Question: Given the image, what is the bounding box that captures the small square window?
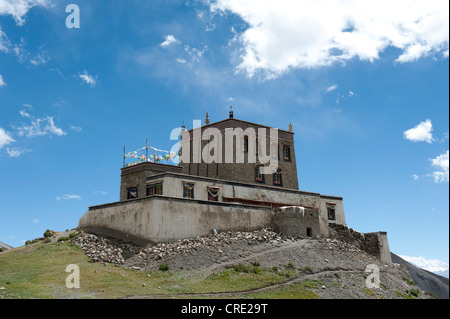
[127,187,138,200]
[147,183,163,196]
[183,183,195,199]
[208,187,219,201]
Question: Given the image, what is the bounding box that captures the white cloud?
[403,119,434,143]
[56,194,82,201]
[0,28,8,52]
[429,150,449,183]
[6,147,31,157]
[79,70,97,87]
[14,111,66,138]
[176,58,187,64]
[326,85,338,92]
[0,74,5,87]
[0,127,15,149]
[412,174,419,180]
[160,35,180,48]
[70,125,82,132]
[399,255,449,274]
[32,218,39,224]
[184,44,208,63]
[209,0,449,78]
[0,0,52,26]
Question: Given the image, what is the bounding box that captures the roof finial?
[205,112,210,125]
[289,123,293,132]
[229,106,234,119]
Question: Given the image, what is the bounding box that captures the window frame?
[327,205,336,221]
[183,182,195,199]
[127,187,138,200]
[146,182,163,196]
[273,169,283,186]
[255,165,265,183]
[283,145,291,162]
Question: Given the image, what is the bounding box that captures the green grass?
[0,242,299,299]
[243,284,319,299]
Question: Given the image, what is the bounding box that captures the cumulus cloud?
[403,119,434,143]
[0,74,5,87]
[430,150,449,183]
[0,0,52,26]
[0,127,15,149]
[160,35,180,48]
[79,70,97,87]
[399,255,449,274]
[209,0,449,78]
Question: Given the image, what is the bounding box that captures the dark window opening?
[127,187,138,200]
[147,183,163,196]
[273,170,282,186]
[327,206,336,221]
[307,228,312,237]
[283,145,291,161]
[243,136,249,153]
[255,165,265,183]
[208,187,219,201]
[183,183,195,199]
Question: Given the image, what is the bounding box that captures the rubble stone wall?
[271,206,320,238]
[328,223,391,264]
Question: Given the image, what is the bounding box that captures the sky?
[0,0,448,276]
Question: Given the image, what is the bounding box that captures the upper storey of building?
[178,109,299,190]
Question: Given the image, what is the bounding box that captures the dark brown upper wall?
[181,118,294,142]
[179,117,299,190]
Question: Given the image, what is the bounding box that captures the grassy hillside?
[0,241,316,299]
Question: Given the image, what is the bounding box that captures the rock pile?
[70,233,139,265]
[70,228,305,265]
[137,228,288,261]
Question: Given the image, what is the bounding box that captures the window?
[273,170,282,186]
[183,183,195,199]
[283,145,291,161]
[255,165,265,183]
[147,183,163,196]
[327,205,336,221]
[243,136,249,153]
[208,187,219,201]
[127,187,138,200]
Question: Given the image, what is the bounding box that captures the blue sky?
[0,0,448,275]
